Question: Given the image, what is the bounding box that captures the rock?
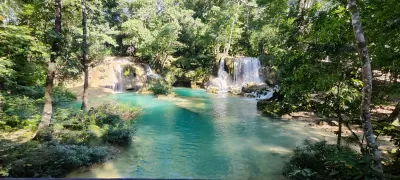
[256,99,270,110]
[241,82,268,93]
[228,87,241,95]
[281,114,292,120]
[330,120,339,126]
[245,93,256,98]
[190,81,200,89]
[206,86,219,94]
[318,121,328,126]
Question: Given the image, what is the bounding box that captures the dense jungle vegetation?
[1,0,400,178]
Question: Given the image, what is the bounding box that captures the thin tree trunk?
[224,0,240,55]
[297,0,305,18]
[337,82,342,146]
[34,0,62,139]
[81,0,88,111]
[344,122,365,153]
[348,0,383,173]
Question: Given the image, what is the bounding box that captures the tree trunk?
[337,82,343,146]
[224,0,240,55]
[34,0,62,139]
[81,0,88,111]
[348,0,383,173]
[385,102,400,123]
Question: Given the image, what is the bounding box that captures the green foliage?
[148,80,171,96]
[0,94,41,131]
[7,141,109,178]
[283,141,375,180]
[0,25,48,86]
[0,87,76,131]
[103,123,133,146]
[51,102,138,146]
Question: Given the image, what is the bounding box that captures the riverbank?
[0,87,140,178]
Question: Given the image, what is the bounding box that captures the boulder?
[191,81,201,89]
[241,82,269,93]
[330,120,339,126]
[256,99,270,110]
[228,87,241,95]
[206,86,219,94]
[281,114,292,120]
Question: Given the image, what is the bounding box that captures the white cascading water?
[217,58,229,91]
[144,64,153,75]
[208,57,263,91]
[114,65,124,92]
[144,64,161,79]
[232,57,262,87]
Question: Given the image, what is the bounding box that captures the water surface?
[68,88,335,179]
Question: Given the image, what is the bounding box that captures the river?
[67,88,335,179]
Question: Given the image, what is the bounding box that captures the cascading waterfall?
[114,65,124,92]
[207,57,263,92]
[144,64,161,79]
[232,57,262,87]
[144,64,153,75]
[217,58,229,91]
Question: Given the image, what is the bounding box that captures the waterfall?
[207,57,263,92]
[232,57,262,87]
[144,64,153,75]
[144,64,161,79]
[114,65,124,92]
[217,58,229,91]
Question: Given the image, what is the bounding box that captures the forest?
[1,0,400,179]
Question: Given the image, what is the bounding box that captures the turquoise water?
[68,88,335,179]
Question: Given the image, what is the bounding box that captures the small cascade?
[144,64,153,75]
[144,64,161,79]
[114,65,124,92]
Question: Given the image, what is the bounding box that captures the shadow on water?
[67,88,335,179]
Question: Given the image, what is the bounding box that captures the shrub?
[0,86,76,130]
[149,80,170,95]
[94,103,140,120]
[283,140,375,180]
[0,95,42,130]
[13,86,76,105]
[51,103,136,146]
[52,86,77,105]
[7,142,109,178]
[102,123,134,146]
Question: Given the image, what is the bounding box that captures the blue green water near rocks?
[68,88,334,179]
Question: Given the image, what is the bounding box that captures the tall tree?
[347,0,383,173]
[80,0,88,111]
[35,0,62,138]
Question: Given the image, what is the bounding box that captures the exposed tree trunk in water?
[81,0,88,111]
[348,0,383,173]
[34,0,62,139]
